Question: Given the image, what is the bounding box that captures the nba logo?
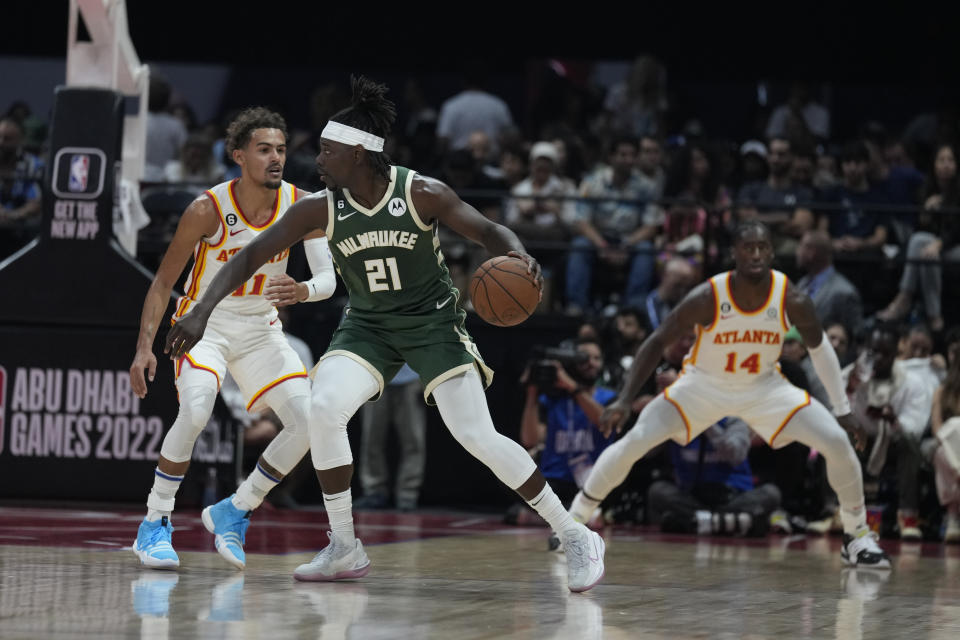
[0,365,6,455]
[69,154,89,192]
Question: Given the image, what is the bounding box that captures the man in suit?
[796,230,864,338]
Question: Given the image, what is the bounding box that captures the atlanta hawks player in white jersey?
[129,108,336,571]
[569,221,890,568]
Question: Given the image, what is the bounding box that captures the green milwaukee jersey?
[324,166,458,314]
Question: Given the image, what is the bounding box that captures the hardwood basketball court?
[1,506,958,638]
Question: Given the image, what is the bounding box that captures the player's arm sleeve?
[807,331,852,416]
[301,237,336,302]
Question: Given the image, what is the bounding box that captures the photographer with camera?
[513,338,617,549]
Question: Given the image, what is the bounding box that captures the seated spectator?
[647,416,780,537]
[738,140,769,186]
[897,325,947,394]
[795,230,864,338]
[566,136,662,313]
[790,143,818,193]
[493,144,528,189]
[505,141,574,242]
[664,142,732,216]
[817,141,890,258]
[736,137,815,256]
[826,321,854,367]
[636,136,666,225]
[600,306,652,391]
[878,144,960,332]
[4,100,46,150]
[861,125,923,241]
[436,62,514,157]
[662,143,731,266]
[515,338,617,546]
[930,327,960,542]
[505,142,574,307]
[163,132,226,185]
[437,149,502,221]
[600,55,668,139]
[765,82,831,142]
[144,75,188,182]
[643,257,696,330]
[814,149,840,192]
[0,116,42,226]
[658,196,708,273]
[844,324,933,539]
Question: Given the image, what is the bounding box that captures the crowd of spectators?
[3,56,960,541]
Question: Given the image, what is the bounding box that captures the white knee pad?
[433,369,536,489]
[260,379,312,476]
[310,356,379,470]
[160,385,218,463]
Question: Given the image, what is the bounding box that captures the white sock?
[146,468,183,521]
[234,463,280,511]
[323,489,356,546]
[528,485,578,537]
[840,503,868,536]
[569,491,601,524]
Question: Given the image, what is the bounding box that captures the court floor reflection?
[1,506,959,639]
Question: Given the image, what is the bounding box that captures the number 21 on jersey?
[724,352,760,374]
[365,257,402,292]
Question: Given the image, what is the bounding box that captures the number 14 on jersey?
[724,352,760,374]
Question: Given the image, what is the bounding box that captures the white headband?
[321,121,385,152]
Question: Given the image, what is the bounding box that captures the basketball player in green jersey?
[167,76,606,592]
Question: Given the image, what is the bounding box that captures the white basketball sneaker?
[293,531,371,582]
[841,529,891,569]
[563,524,605,592]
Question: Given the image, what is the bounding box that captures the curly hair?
[225,107,288,155]
[328,75,397,180]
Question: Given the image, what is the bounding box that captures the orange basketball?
[469,256,540,327]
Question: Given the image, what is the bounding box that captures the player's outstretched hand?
[837,413,867,451]
[165,308,210,361]
[264,273,305,307]
[129,349,156,399]
[507,250,543,299]
[598,397,632,438]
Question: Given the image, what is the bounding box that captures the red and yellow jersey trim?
[768,392,811,446]
[703,277,721,333]
[662,388,691,444]
[245,369,308,411]
[779,274,791,333]
[726,271,776,316]
[175,354,221,388]
[683,324,704,368]
[229,178,281,230]
[204,189,229,249]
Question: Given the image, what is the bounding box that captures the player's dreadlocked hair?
[225,107,287,155]
[329,75,396,181]
[732,219,771,245]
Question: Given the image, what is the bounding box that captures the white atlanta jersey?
[682,270,791,384]
[173,179,300,320]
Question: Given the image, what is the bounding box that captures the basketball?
[469,256,540,327]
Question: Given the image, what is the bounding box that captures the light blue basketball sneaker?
[202,495,251,569]
[132,516,180,569]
